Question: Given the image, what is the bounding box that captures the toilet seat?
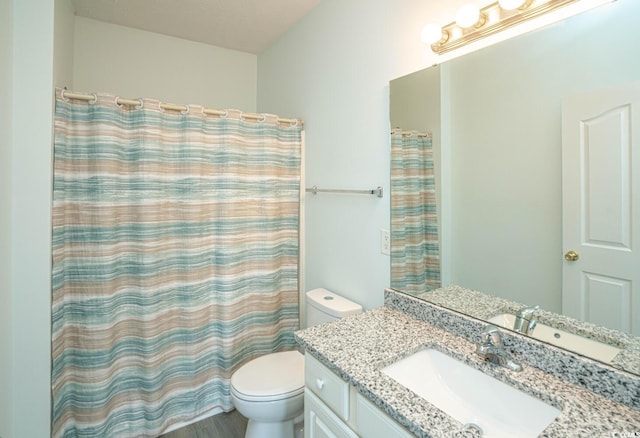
[231,350,304,402]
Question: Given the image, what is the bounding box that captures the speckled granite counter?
[295,306,640,437]
[416,285,640,375]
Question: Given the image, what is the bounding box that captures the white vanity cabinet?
[304,353,413,438]
[305,389,358,438]
[304,351,356,438]
[353,393,414,438]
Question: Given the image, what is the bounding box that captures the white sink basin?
[488,313,621,364]
[381,348,560,438]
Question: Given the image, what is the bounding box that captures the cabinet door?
[305,389,358,438]
[355,392,413,438]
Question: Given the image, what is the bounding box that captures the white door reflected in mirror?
[562,82,640,335]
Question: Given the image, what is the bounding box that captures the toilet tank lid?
[306,288,363,317]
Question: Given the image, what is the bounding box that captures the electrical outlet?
[380,229,390,256]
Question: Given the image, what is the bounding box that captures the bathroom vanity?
[295,289,640,437]
[304,353,412,438]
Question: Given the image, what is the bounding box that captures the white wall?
[54,0,75,87]
[3,2,71,437]
[3,0,623,434]
[448,0,640,311]
[11,0,55,435]
[73,17,258,111]
[257,0,468,310]
[390,67,441,135]
[0,0,13,435]
[2,11,263,437]
[257,0,630,311]
[258,0,394,310]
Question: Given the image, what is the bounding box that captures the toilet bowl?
[230,288,362,438]
[231,350,304,438]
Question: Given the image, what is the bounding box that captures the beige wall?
[73,17,258,111]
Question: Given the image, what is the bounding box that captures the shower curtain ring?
[60,90,98,104]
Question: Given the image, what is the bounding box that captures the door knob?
[564,250,579,261]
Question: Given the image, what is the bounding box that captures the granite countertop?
[417,285,640,374]
[295,306,640,438]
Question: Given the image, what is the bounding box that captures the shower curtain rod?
[60,90,304,126]
[391,129,431,138]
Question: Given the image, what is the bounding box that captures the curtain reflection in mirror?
[390,130,440,293]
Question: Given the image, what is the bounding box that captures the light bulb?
[421,23,444,45]
[498,0,527,10]
[456,3,481,28]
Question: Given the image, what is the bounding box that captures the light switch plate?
[380,229,390,256]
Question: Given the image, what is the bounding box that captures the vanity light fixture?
[421,23,449,45]
[498,0,534,10]
[425,0,611,55]
[455,3,486,28]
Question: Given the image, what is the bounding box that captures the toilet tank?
[305,288,363,328]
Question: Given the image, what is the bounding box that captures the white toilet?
[230,288,362,438]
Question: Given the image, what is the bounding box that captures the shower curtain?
[390,130,440,293]
[51,89,302,437]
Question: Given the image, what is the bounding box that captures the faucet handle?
[518,305,539,319]
[517,305,539,333]
[477,325,524,372]
[480,324,503,347]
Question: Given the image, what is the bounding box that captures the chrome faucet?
[476,325,523,372]
[513,305,539,335]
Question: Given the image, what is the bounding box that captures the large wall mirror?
[390,0,640,374]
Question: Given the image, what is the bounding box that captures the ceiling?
[71,0,321,54]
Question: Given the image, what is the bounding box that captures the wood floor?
[160,410,248,438]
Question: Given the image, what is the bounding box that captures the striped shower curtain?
[390,131,440,293]
[51,89,302,437]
